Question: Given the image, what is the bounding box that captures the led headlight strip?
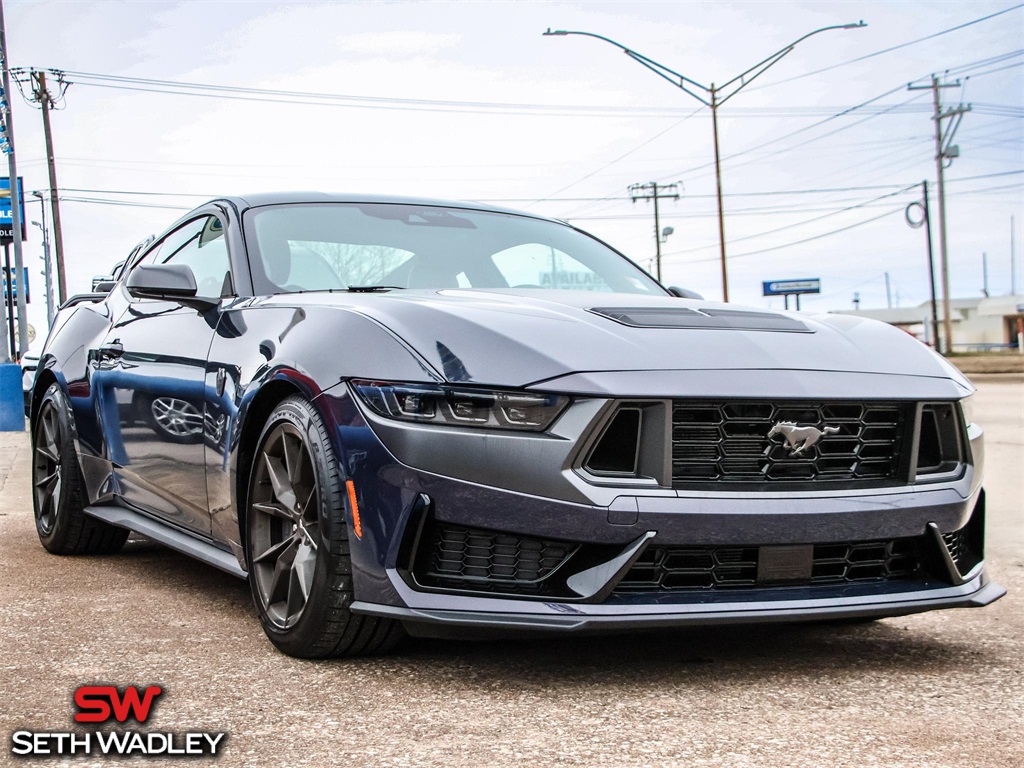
[351,380,570,432]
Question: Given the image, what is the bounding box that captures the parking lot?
[1,375,1021,768]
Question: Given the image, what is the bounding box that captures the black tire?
[32,384,129,555]
[244,395,404,658]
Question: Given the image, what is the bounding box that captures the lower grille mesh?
[616,539,920,592]
[416,522,577,594]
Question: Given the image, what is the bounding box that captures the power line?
[748,4,1024,92]
[530,107,703,204]
[38,68,937,119]
[661,185,919,257]
[668,206,908,264]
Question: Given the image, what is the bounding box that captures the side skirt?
[84,505,247,580]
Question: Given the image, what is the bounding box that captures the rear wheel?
[245,395,403,657]
[33,384,129,555]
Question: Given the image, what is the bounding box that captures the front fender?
[204,302,441,566]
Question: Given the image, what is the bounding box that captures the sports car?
[29,193,1004,657]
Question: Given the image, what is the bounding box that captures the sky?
[3,0,1023,348]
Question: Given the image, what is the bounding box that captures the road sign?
[762,278,821,297]
[2,266,29,303]
[0,177,26,243]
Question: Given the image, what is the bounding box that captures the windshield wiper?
[346,285,406,293]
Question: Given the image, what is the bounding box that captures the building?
[831,295,1024,351]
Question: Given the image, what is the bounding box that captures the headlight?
[351,380,570,431]
[959,393,975,428]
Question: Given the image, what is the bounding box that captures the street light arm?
[716,21,866,104]
[544,28,712,103]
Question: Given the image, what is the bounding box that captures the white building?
[830,295,1024,351]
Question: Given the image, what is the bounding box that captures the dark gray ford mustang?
[30,193,1004,657]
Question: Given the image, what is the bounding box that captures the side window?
[141,216,231,298]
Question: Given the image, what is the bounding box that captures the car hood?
[268,289,968,390]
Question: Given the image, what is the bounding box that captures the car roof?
[207,192,565,225]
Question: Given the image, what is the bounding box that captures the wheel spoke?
[298,482,318,523]
[285,565,305,620]
[42,410,57,452]
[302,519,320,552]
[262,453,297,512]
[267,537,299,604]
[36,443,59,463]
[252,534,295,566]
[252,500,294,522]
[283,433,302,486]
[35,469,58,491]
[293,543,316,597]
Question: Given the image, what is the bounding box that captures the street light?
[29,190,54,324]
[544,21,867,302]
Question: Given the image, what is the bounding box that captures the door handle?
[99,341,124,359]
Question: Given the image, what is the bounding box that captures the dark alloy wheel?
[249,420,320,629]
[244,395,403,658]
[34,401,64,536]
[32,384,129,555]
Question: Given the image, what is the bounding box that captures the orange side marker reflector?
[345,480,363,539]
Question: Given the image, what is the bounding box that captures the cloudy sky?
[4,0,1022,342]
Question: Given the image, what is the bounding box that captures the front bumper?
[339,461,1004,636]
[318,383,1004,637]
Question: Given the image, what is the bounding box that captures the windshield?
[243,203,665,295]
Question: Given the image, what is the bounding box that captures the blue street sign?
[762,278,821,297]
[2,266,30,303]
[0,177,26,243]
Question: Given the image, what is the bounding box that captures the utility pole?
[884,272,892,309]
[905,180,941,351]
[909,75,970,355]
[629,181,679,282]
[0,0,27,360]
[982,252,989,298]
[26,69,68,303]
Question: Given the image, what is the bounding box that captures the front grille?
[415,522,578,594]
[616,539,920,592]
[672,401,908,485]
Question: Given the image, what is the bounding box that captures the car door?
[93,214,233,535]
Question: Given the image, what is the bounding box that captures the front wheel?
[244,395,403,658]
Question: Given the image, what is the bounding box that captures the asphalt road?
[1,376,1021,768]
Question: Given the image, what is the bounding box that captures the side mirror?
[91,275,114,291]
[126,264,217,311]
[667,285,704,300]
[126,264,198,299]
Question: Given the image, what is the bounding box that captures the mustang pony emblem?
[767,422,839,456]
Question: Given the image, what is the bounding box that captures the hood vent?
[588,306,811,333]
